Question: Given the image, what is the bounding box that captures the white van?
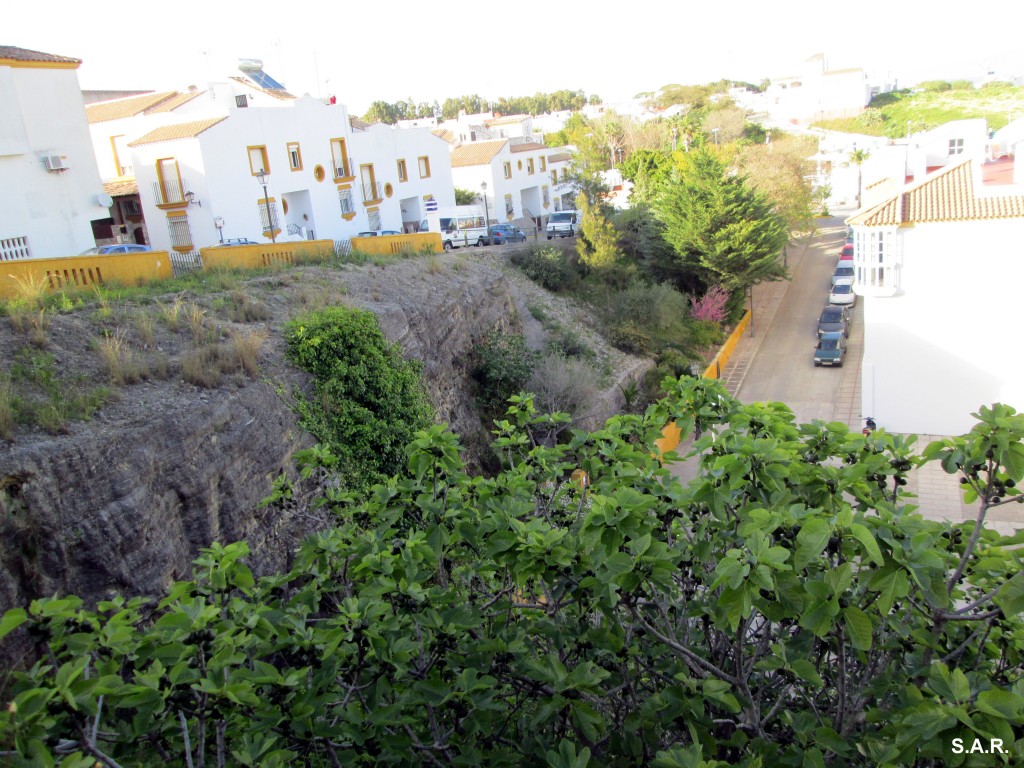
[546,210,580,239]
[420,206,490,250]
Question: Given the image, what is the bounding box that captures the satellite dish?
[96,193,114,208]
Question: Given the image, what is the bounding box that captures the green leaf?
[974,689,1024,720]
[849,523,884,566]
[843,606,873,651]
[993,572,1024,616]
[791,659,824,688]
[794,518,831,570]
[0,607,27,641]
[802,746,826,768]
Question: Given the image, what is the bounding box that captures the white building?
[0,46,109,260]
[848,158,1024,434]
[766,54,871,125]
[126,95,455,252]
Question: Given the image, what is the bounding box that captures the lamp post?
[711,127,720,147]
[480,181,490,245]
[255,169,275,243]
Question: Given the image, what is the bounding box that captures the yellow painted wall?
[704,310,751,380]
[199,240,335,271]
[0,251,175,299]
[350,232,441,255]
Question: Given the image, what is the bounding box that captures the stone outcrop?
[0,251,649,635]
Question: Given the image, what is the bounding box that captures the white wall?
[907,119,987,181]
[0,64,108,258]
[860,218,1024,434]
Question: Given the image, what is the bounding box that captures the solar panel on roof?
[241,67,286,91]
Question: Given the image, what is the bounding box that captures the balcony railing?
[362,180,383,203]
[152,178,188,206]
[333,157,353,179]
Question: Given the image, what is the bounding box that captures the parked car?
[79,244,152,255]
[355,230,402,237]
[209,238,259,247]
[829,283,856,306]
[817,305,850,337]
[839,243,853,260]
[814,332,846,367]
[487,224,527,245]
[546,210,580,239]
[831,264,855,285]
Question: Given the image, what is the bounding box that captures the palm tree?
[849,148,870,207]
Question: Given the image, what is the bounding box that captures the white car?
[829,283,856,306]
[831,264,855,286]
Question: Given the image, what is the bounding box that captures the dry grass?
[181,345,225,388]
[9,273,51,309]
[229,290,270,322]
[185,302,208,343]
[425,256,442,274]
[0,378,14,439]
[228,327,268,376]
[9,309,49,348]
[134,311,155,348]
[97,329,146,385]
[159,297,184,329]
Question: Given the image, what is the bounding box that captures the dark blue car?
[488,224,527,245]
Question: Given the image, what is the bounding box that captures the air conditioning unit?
[43,155,69,172]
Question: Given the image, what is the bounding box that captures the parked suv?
[546,211,580,239]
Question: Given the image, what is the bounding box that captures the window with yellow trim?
[540,157,547,172]
[542,186,550,207]
[527,158,535,174]
[338,188,354,215]
[397,159,408,182]
[248,146,269,175]
[156,158,184,204]
[166,212,193,250]
[503,161,512,179]
[418,156,431,179]
[367,209,382,231]
[287,142,303,171]
[331,138,350,179]
[360,164,381,202]
[551,169,558,183]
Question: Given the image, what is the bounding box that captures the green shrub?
[548,325,593,359]
[608,320,651,354]
[284,306,434,490]
[471,331,538,413]
[509,245,576,291]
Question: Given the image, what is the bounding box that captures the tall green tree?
[849,148,871,206]
[575,193,623,272]
[652,148,788,301]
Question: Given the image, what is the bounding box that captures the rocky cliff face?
[0,250,648,629]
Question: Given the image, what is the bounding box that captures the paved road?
[736,219,863,425]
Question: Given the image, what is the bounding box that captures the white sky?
[7,1,1023,114]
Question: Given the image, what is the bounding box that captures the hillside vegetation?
[813,82,1024,137]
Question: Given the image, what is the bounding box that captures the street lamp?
[480,181,490,245]
[711,127,720,147]
[255,169,276,243]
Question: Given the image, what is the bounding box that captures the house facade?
[766,54,871,125]
[127,96,454,252]
[0,46,109,260]
[848,159,1024,434]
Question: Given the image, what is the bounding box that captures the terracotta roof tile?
[228,76,296,101]
[350,117,370,130]
[849,160,1024,226]
[127,117,228,147]
[509,142,546,153]
[145,91,205,113]
[450,139,508,167]
[86,91,178,123]
[0,46,80,66]
[547,152,571,163]
[432,128,455,144]
[103,178,138,197]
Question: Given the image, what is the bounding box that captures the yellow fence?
[200,240,335,271]
[703,310,751,379]
[350,232,441,255]
[0,251,175,299]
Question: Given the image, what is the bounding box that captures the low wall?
[0,251,175,299]
[200,240,335,271]
[350,232,441,255]
[703,310,751,379]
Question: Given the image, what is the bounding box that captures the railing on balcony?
[362,180,383,203]
[509,134,546,146]
[333,157,353,179]
[152,178,187,206]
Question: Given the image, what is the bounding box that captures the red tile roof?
[450,140,507,167]
[127,117,228,146]
[0,46,80,66]
[103,178,139,197]
[509,142,546,153]
[848,160,1024,226]
[86,91,178,123]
